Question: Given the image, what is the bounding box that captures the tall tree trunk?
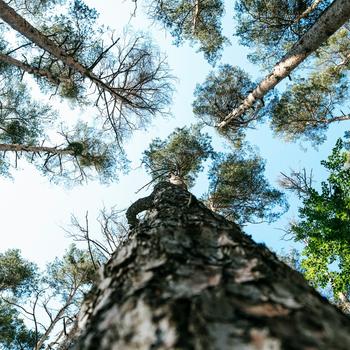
[0,53,61,85]
[0,143,74,155]
[67,182,350,349]
[192,0,200,33]
[218,0,350,129]
[0,0,132,105]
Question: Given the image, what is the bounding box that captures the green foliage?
[143,126,287,225]
[45,244,97,302]
[0,250,38,350]
[0,301,37,350]
[234,0,332,65]
[143,125,213,187]
[1,0,174,154]
[0,249,36,296]
[0,80,129,182]
[270,28,350,145]
[147,0,227,63]
[208,150,288,224]
[59,122,130,184]
[290,138,350,297]
[0,245,97,349]
[0,83,54,146]
[193,65,258,143]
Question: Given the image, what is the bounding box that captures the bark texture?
[69,182,350,349]
[218,0,350,129]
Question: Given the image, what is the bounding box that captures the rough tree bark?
[64,182,350,349]
[218,0,350,129]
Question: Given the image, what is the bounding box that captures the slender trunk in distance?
[218,0,350,129]
[0,0,132,105]
[0,143,75,155]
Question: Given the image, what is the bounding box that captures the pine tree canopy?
[234,0,332,66]
[193,64,259,143]
[143,126,287,224]
[206,0,350,145]
[269,28,350,145]
[145,0,227,64]
[0,0,173,182]
[208,151,288,224]
[142,126,213,187]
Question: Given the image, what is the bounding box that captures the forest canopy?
[1,0,350,347]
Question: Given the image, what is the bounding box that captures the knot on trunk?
[126,181,193,227]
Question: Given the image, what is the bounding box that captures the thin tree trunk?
[218,0,350,129]
[338,292,350,313]
[0,0,132,105]
[66,182,350,349]
[192,0,200,33]
[0,143,74,155]
[293,0,324,24]
[36,293,75,350]
[0,53,61,85]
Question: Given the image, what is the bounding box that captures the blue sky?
[1,0,348,266]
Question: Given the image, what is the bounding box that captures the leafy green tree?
[145,0,227,63]
[281,138,350,304]
[207,151,288,224]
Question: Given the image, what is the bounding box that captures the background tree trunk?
[68,182,350,349]
[218,0,350,129]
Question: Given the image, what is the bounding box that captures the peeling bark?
[66,182,350,349]
[218,0,350,129]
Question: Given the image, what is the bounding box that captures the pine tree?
[145,0,227,63]
[66,182,350,349]
[207,151,288,224]
[0,0,173,136]
[0,246,97,350]
[234,0,332,66]
[269,28,350,145]
[216,0,350,132]
[141,126,286,225]
[0,0,173,182]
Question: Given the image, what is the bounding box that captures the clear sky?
[1,0,348,267]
